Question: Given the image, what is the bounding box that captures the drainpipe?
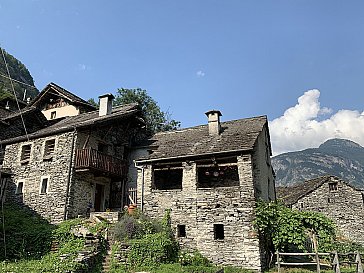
[64,128,77,220]
[133,160,145,212]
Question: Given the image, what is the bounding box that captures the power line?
[0,72,38,90]
[1,46,30,141]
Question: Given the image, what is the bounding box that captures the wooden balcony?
[74,148,127,177]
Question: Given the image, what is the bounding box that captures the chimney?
[98,93,115,116]
[205,110,222,136]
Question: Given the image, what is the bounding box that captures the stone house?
[130,111,276,270]
[277,175,364,245]
[1,86,143,223]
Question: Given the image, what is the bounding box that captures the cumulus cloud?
[196,70,205,77]
[270,89,364,155]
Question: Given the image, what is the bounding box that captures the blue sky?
[2,1,364,154]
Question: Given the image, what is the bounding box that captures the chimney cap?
[98,93,115,99]
[205,110,222,117]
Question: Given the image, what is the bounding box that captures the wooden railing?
[74,148,126,177]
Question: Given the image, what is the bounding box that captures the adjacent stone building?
[131,111,276,270]
[1,84,143,223]
[277,175,364,245]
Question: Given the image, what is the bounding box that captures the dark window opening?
[153,166,183,190]
[44,139,56,158]
[214,224,224,240]
[40,178,48,194]
[328,198,331,203]
[98,143,109,154]
[329,182,338,192]
[198,165,239,188]
[177,225,186,237]
[20,144,31,162]
[50,111,56,119]
[300,203,304,209]
[16,182,23,194]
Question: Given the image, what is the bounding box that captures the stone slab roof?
[0,103,140,144]
[29,82,96,110]
[276,175,361,205]
[0,106,48,141]
[135,115,268,162]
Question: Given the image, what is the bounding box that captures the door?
[94,183,104,211]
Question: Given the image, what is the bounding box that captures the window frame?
[328,182,338,192]
[15,180,25,195]
[39,176,50,194]
[43,138,56,160]
[20,143,32,163]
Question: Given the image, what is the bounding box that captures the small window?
[328,198,331,203]
[44,139,56,158]
[214,224,224,240]
[16,182,24,194]
[20,144,31,162]
[300,203,304,209]
[50,111,56,119]
[40,177,49,194]
[177,225,186,237]
[329,182,338,192]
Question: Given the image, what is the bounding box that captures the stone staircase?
[101,241,112,273]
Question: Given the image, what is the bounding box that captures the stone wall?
[292,177,364,244]
[135,154,265,270]
[3,131,75,223]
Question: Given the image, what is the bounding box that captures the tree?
[114,88,180,135]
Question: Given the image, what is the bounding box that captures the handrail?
[74,148,126,177]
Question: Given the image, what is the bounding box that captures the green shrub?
[0,204,54,260]
[178,250,211,267]
[129,232,179,267]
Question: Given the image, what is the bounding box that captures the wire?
[0,72,38,90]
[1,46,29,141]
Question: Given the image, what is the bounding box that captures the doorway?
[94,183,104,211]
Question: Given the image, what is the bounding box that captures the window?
[197,165,239,188]
[16,181,24,194]
[20,144,31,162]
[329,182,338,192]
[44,139,56,158]
[50,111,56,119]
[214,224,224,240]
[40,177,49,194]
[177,225,186,237]
[153,164,183,190]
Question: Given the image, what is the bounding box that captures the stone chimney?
[98,93,115,116]
[205,110,222,136]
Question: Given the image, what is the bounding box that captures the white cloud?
[196,70,205,77]
[270,89,364,155]
[77,64,90,71]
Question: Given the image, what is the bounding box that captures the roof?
[276,175,361,205]
[29,82,96,110]
[0,106,48,141]
[135,115,268,162]
[0,103,140,144]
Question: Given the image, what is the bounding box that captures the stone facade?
[3,106,140,223]
[288,176,364,245]
[3,131,74,223]
[131,116,275,271]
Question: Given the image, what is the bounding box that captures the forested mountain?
[0,48,39,103]
[272,138,364,189]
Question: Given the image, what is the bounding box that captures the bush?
[0,204,54,260]
[178,251,211,267]
[129,232,179,267]
[112,212,163,241]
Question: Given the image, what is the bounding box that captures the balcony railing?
[74,148,127,177]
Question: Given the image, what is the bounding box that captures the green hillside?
[0,48,39,103]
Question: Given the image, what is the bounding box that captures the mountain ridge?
[272,138,364,189]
